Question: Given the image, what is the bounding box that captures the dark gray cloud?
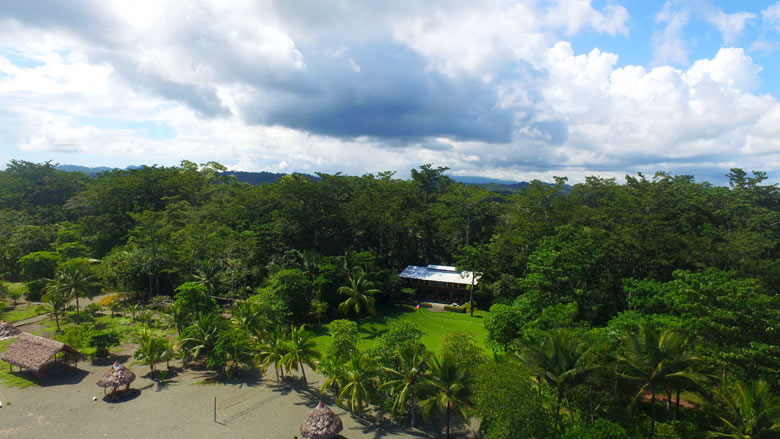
[248,44,515,142]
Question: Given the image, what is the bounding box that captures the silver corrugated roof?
[399,265,479,285]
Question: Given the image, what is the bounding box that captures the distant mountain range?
[55,164,546,194]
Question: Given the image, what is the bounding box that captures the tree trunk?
[554,391,562,431]
[410,394,416,428]
[75,295,80,325]
[300,360,307,385]
[651,383,656,439]
[675,385,681,419]
[54,313,61,333]
[446,403,451,439]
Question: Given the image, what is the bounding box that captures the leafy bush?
[88,330,121,357]
[57,326,90,349]
[85,303,101,317]
[563,420,630,439]
[326,319,358,361]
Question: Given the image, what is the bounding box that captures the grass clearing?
[1,303,46,323]
[312,303,488,354]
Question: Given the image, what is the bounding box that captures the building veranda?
[398,264,479,304]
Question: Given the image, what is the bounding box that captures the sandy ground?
[0,351,450,439]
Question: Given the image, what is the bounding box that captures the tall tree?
[617,325,701,439]
[282,324,321,386]
[517,329,595,431]
[337,352,378,414]
[421,354,473,439]
[380,342,431,428]
[337,267,379,322]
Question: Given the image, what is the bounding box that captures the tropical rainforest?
[1,159,779,439]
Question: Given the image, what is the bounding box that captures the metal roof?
[399,265,479,285]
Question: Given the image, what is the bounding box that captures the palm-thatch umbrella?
[96,362,136,395]
[0,320,20,340]
[300,401,343,439]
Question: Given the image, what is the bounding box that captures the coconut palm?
[318,355,347,397]
[133,332,171,380]
[231,301,269,339]
[193,259,221,295]
[180,312,225,360]
[421,354,473,439]
[380,342,431,428]
[42,287,69,333]
[710,380,780,439]
[48,265,96,325]
[517,329,595,431]
[259,327,289,382]
[337,352,379,414]
[282,324,321,386]
[337,267,379,321]
[617,324,701,439]
[163,301,191,336]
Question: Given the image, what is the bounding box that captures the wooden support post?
[214,397,217,423]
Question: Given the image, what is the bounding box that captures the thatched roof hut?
[97,362,136,389]
[300,401,343,439]
[0,320,20,340]
[0,332,85,377]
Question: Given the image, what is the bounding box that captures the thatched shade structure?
[300,401,343,439]
[0,320,20,340]
[97,362,136,393]
[0,332,85,378]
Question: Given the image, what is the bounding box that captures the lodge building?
[398,264,479,303]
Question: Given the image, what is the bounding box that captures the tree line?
[1,160,779,438]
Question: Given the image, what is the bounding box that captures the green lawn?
[0,304,46,323]
[311,304,488,354]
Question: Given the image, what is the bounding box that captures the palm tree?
[617,325,701,439]
[193,259,221,295]
[41,288,69,333]
[710,380,780,439]
[163,301,191,336]
[133,332,170,380]
[231,301,269,339]
[337,267,379,322]
[48,265,96,325]
[380,342,431,428]
[421,354,473,439]
[337,352,378,414]
[180,312,224,360]
[517,329,595,431]
[282,324,321,386]
[259,328,289,382]
[318,355,347,396]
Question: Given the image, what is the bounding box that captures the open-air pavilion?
[0,332,86,378]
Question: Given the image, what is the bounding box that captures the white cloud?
[706,10,755,44]
[652,2,690,66]
[763,2,780,30]
[1,1,779,184]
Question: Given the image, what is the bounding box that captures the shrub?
[88,330,121,357]
[326,319,359,361]
[443,305,466,313]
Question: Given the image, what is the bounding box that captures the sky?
[2,1,780,184]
